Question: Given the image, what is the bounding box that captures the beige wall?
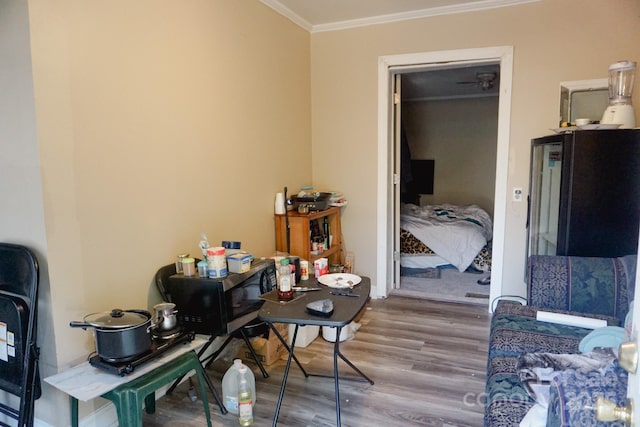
[403,97,498,216]
[4,0,640,423]
[0,0,61,420]
[9,0,311,424]
[310,0,640,296]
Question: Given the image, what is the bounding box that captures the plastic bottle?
[277,258,294,301]
[300,260,309,280]
[222,359,256,415]
[238,364,254,426]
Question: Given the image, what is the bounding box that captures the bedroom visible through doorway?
[395,64,498,305]
[376,46,514,308]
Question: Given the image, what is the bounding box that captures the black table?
[258,277,374,427]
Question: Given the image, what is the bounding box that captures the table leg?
[166,336,227,414]
[199,361,228,415]
[70,397,78,427]
[271,325,299,427]
[334,326,342,427]
[268,323,307,377]
[239,328,269,378]
[304,326,374,427]
[336,349,375,385]
[167,335,216,395]
[271,323,374,427]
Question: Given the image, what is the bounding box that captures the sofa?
[485,255,637,426]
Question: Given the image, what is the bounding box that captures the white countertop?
[44,337,206,402]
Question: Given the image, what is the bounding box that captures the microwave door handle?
[259,270,269,294]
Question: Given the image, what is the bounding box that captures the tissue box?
[227,253,252,274]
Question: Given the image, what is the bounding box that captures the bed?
[400,203,493,273]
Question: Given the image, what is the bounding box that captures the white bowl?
[575,118,591,126]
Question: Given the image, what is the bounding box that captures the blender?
[601,60,636,128]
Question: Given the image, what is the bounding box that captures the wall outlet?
[512,187,523,202]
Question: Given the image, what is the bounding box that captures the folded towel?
[536,311,607,329]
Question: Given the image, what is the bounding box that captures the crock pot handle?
[69,321,92,329]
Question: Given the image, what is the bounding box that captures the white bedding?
[400,253,450,269]
[400,203,493,272]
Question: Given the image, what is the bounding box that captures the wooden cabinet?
[275,207,342,265]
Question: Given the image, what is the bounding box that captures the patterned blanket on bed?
[400,229,492,271]
[400,203,493,272]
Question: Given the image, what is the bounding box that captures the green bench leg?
[101,350,212,427]
[144,392,156,414]
[70,397,78,427]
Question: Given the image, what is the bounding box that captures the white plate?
[318,273,362,288]
[577,123,622,130]
[550,127,576,134]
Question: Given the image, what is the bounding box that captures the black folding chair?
[0,243,41,427]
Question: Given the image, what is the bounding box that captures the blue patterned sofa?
[485,255,636,426]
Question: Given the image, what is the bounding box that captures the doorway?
[395,63,499,304]
[375,46,514,310]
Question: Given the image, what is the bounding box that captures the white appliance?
[601,60,636,128]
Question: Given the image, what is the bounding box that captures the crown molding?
[262,0,540,33]
[260,0,313,31]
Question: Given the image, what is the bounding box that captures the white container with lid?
[322,323,352,342]
[288,324,319,348]
[207,247,227,278]
[181,257,195,276]
[227,252,253,274]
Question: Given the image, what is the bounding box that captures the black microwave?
[165,258,276,336]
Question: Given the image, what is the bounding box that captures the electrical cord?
[490,295,527,312]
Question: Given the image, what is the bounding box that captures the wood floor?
[143,295,491,427]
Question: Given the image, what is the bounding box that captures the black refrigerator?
[527,129,640,258]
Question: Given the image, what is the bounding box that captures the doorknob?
[595,397,634,425]
[619,340,638,374]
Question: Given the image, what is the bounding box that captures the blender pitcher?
[601,60,636,128]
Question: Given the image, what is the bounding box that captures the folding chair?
[0,243,41,427]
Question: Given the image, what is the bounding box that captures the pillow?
[579,326,627,354]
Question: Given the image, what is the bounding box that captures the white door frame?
[376,46,514,310]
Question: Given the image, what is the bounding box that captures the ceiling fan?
[456,71,498,91]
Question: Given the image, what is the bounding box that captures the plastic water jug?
[222,359,256,414]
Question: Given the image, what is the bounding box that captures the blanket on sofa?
[518,348,616,407]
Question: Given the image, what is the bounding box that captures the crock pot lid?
[84,309,148,328]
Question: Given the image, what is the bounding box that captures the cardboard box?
[237,322,288,365]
